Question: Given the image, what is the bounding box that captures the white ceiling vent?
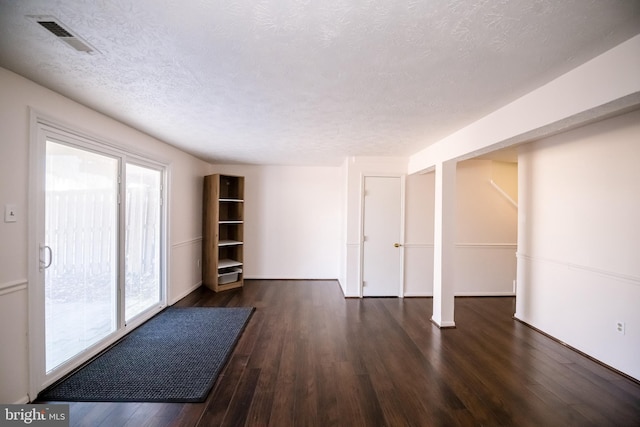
[27,15,99,54]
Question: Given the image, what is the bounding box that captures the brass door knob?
[394,243,402,248]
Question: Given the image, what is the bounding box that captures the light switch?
[5,204,17,223]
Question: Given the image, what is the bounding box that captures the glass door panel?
[125,163,162,321]
[45,140,118,372]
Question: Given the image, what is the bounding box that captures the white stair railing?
[489,179,518,208]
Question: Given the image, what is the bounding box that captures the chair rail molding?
[171,236,203,249]
[517,253,640,286]
[0,279,28,296]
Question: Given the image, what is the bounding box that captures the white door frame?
[358,173,406,298]
[27,110,169,400]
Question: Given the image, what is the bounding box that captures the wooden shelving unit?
[203,174,244,292]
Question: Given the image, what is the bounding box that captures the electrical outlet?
[616,321,625,335]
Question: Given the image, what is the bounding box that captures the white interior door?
[362,175,403,296]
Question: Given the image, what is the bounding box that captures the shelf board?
[219,240,243,247]
[219,198,244,203]
[218,259,243,269]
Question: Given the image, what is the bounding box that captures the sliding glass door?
[45,140,119,372]
[32,118,166,394]
[125,163,162,321]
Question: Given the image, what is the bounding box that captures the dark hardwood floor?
[43,280,640,426]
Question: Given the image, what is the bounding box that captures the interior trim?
[0,279,28,296]
[514,316,640,386]
[517,253,640,286]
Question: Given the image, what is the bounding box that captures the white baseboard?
[455,291,515,297]
[403,292,515,297]
[169,281,202,305]
[432,318,456,328]
[14,395,30,404]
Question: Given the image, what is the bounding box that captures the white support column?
[432,159,456,328]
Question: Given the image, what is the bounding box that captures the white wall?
[211,164,344,280]
[455,160,517,296]
[516,109,640,380]
[404,160,518,296]
[404,172,435,296]
[167,151,212,304]
[0,67,211,403]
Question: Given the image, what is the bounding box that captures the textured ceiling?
[0,1,639,166]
